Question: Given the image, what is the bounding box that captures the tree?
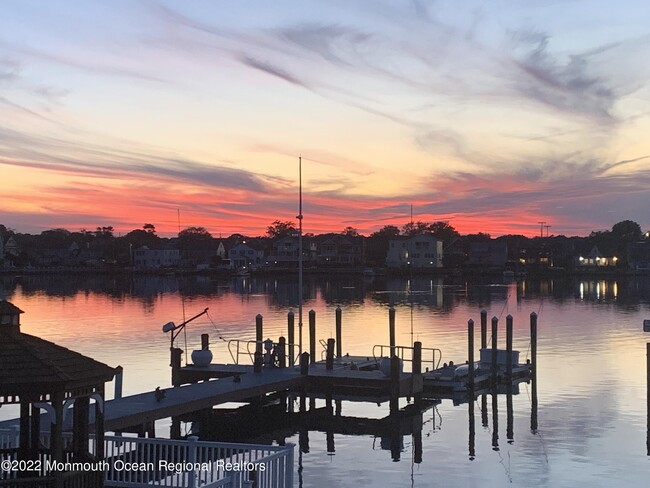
[370,225,400,239]
[95,226,114,238]
[611,220,641,241]
[342,226,359,237]
[143,223,156,234]
[426,221,460,242]
[179,227,212,240]
[266,220,296,239]
[401,221,430,236]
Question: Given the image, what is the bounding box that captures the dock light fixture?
[162,307,209,349]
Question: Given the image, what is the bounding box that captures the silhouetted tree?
[266,220,296,238]
[342,226,359,237]
[143,223,156,234]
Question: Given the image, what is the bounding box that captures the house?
[228,241,265,269]
[4,236,20,257]
[575,246,618,267]
[268,236,300,266]
[133,246,180,269]
[316,234,364,266]
[467,240,508,267]
[627,241,650,271]
[386,234,443,269]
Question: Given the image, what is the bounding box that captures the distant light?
[613,256,618,261]
[579,256,584,261]
[596,257,601,261]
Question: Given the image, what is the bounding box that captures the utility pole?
[544,225,551,237]
[537,221,546,238]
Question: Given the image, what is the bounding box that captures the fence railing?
[227,339,301,367]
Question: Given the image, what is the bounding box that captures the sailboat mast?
[298,156,304,355]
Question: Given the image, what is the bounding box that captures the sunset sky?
[1,1,649,237]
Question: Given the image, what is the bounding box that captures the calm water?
[1,273,649,487]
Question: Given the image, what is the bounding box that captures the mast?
[297,156,304,355]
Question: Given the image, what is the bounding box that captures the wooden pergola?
[0,300,115,487]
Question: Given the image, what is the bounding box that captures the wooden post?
[278,336,287,368]
[309,309,316,364]
[288,311,295,366]
[530,312,538,433]
[468,319,475,389]
[171,348,183,386]
[254,314,263,373]
[19,400,29,462]
[114,365,123,399]
[647,342,649,456]
[326,338,335,370]
[201,333,209,350]
[390,355,400,415]
[413,341,422,405]
[30,403,40,460]
[96,386,105,460]
[480,309,487,350]
[335,307,342,358]
[491,316,498,384]
[300,352,310,375]
[389,306,396,358]
[506,315,513,380]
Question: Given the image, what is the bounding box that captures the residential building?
[386,234,443,269]
[627,241,650,271]
[229,241,265,269]
[575,246,618,267]
[316,234,364,266]
[467,240,508,267]
[133,246,180,269]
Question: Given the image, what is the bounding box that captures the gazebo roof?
[0,331,115,403]
[0,300,24,315]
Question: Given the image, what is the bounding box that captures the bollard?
[326,338,335,370]
[300,352,310,375]
[201,334,209,351]
[171,348,183,386]
[336,307,342,358]
[309,310,316,364]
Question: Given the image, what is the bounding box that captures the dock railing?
[372,344,442,372]
[227,339,300,367]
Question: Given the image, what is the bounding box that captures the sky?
[1,0,649,238]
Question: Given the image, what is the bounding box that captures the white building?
[133,246,180,269]
[386,234,443,269]
[229,242,265,269]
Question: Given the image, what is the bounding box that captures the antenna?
[537,221,546,238]
[177,208,181,235]
[297,156,304,355]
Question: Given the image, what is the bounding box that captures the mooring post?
[468,319,475,389]
[288,311,295,366]
[480,309,488,350]
[300,352,310,376]
[646,342,649,456]
[530,311,538,433]
[278,336,287,368]
[171,348,183,386]
[254,314,263,373]
[389,306,396,358]
[309,309,316,364]
[491,316,498,384]
[201,333,209,351]
[326,338,335,370]
[114,365,123,399]
[506,315,513,380]
[413,341,422,405]
[335,307,342,358]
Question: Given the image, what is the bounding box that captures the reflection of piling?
[254,314,263,373]
[491,392,499,451]
[507,388,514,444]
[506,315,513,380]
[390,355,400,415]
[530,312,538,433]
[481,394,488,427]
[480,309,488,350]
[326,338,335,370]
[468,319,475,388]
[491,316,498,384]
[647,343,649,456]
[468,395,475,460]
[389,307,396,358]
[309,310,316,364]
[336,307,342,358]
[288,311,295,366]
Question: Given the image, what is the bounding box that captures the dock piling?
[335,307,342,358]
[413,341,422,405]
[114,365,123,400]
[254,314,263,373]
[491,316,498,384]
[647,342,649,456]
[300,352,310,376]
[530,312,538,433]
[326,338,335,370]
[288,311,295,366]
[278,336,286,368]
[468,319,475,388]
[506,315,513,380]
[309,310,316,364]
[201,334,209,351]
[389,307,396,358]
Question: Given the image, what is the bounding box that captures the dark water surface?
[1,274,649,487]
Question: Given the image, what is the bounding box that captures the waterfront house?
[133,245,180,269]
[575,245,619,267]
[229,241,265,269]
[316,234,364,266]
[627,241,650,271]
[386,234,443,269]
[467,240,508,267]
